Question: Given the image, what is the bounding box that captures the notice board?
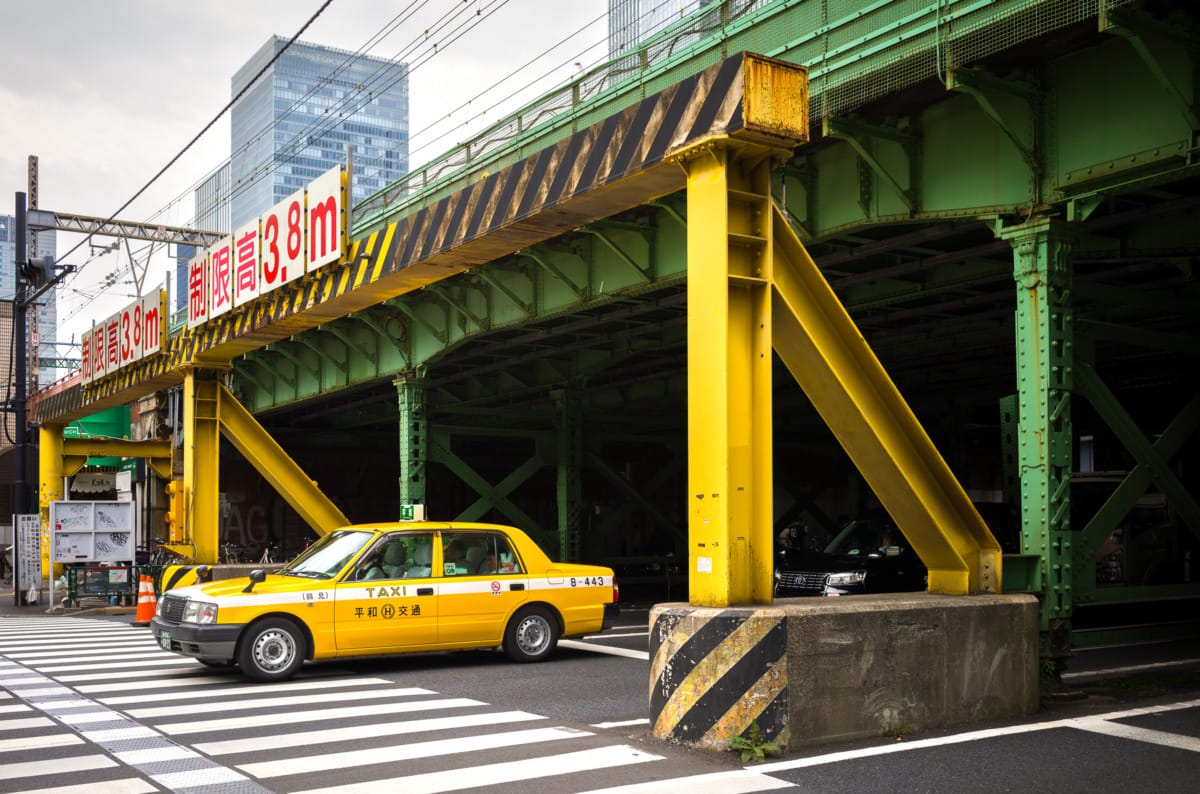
[50,501,135,563]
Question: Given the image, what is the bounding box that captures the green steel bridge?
[34,0,1200,656]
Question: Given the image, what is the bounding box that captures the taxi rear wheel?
[238,617,306,682]
[503,606,559,662]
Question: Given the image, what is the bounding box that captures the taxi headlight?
[826,570,866,587]
[182,601,218,624]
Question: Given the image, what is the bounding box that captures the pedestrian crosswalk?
[0,615,714,794]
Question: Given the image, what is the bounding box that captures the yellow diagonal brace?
[770,204,1001,594]
[216,383,350,536]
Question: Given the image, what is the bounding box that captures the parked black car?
[774,503,1019,597]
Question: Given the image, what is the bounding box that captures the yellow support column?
[38,423,65,583]
[181,369,222,563]
[683,142,776,607]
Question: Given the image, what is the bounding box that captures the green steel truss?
[230,2,1200,648]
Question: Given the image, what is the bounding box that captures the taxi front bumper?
[150,616,243,663]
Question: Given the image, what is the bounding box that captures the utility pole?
[14,192,30,518]
[12,191,73,517]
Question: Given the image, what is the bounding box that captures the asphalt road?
[1,604,1199,792]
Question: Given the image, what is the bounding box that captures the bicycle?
[259,542,283,564]
[220,543,247,564]
[148,537,186,567]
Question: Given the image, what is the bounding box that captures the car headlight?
[182,600,218,624]
[826,570,866,587]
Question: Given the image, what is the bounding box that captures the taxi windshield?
[279,529,374,579]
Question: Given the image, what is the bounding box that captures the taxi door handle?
[509,584,525,591]
[416,587,434,596]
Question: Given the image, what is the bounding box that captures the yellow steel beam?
[769,203,1002,594]
[59,438,172,479]
[683,141,777,607]
[215,382,350,536]
[183,370,221,563]
[38,423,65,579]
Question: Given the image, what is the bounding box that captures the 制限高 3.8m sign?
[79,165,347,387]
[186,165,347,328]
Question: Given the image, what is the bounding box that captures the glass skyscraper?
[608,0,720,78]
[229,36,409,229]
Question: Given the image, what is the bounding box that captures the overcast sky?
[0,0,608,347]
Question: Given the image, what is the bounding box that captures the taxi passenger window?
[440,533,523,576]
[486,535,522,575]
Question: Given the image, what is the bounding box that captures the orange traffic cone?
[133,575,157,626]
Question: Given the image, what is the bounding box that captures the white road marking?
[581,769,796,793]
[585,631,648,639]
[97,676,396,704]
[156,696,485,735]
[124,685,435,718]
[239,725,592,778]
[1062,658,1200,681]
[1069,715,1200,752]
[5,781,158,794]
[0,733,83,753]
[0,755,118,781]
[293,744,664,794]
[561,639,649,660]
[195,709,545,755]
[592,718,650,729]
[749,698,1200,774]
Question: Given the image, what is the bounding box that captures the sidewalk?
[1,588,137,621]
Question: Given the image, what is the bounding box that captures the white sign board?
[262,186,308,292]
[15,514,41,595]
[50,501,135,563]
[307,165,345,271]
[85,165,346,385]
[81,290,167,385]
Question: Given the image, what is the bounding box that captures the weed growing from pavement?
[730,721,781,763]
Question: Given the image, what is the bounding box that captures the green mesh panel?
[353,0,1135,233]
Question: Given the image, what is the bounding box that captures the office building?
[608,0,719,78]
[229,36,409,228]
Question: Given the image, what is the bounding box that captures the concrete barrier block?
[783,592,1039,744]
[648,593,1039,751]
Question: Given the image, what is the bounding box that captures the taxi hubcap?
[516,614,551,655]
[253,629,295,671]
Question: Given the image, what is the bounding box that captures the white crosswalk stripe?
[0,614,696,794]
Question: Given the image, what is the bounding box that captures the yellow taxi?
[149,522,618,682]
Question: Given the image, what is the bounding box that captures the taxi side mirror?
[243,568,267,593]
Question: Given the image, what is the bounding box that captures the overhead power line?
[52,0,336,271]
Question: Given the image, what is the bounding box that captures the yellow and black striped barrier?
[649,606,788,751]
[158,565,213,594]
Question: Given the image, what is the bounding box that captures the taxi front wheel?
[503,606,560,662]
[238,617,306,682]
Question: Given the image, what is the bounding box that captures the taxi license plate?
[158,632,171,651]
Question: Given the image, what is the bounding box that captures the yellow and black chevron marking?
[649,607,788,750]
[158,564,213,594]
[42,52,805,423]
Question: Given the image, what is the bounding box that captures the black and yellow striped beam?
[649,606,789,750]
[37,52,807,423]
[158,564,214,595]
